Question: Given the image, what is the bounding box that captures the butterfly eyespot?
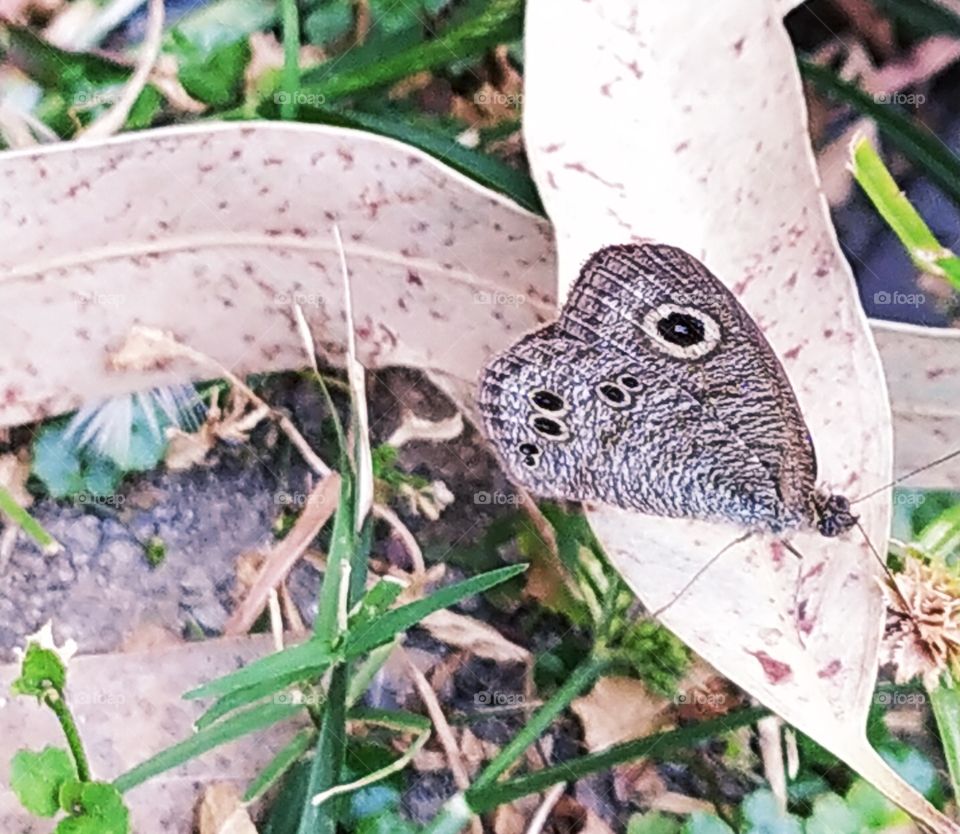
[642,303,721,360]
[522,455,538,467]
[597,382,630,408]
[528,414,569,440]
[529,389,566,414]
[519,442,540,456]
[617,375,640,390]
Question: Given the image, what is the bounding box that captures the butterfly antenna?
[852,446,960,505]
[852,518,916,620]
[651,531,752,618]
[780,539,805,561]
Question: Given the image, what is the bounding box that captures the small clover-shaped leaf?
[56,781,129,834]
[10,747,76,817]
[12,643,66,698]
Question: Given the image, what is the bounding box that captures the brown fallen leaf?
[196,783,258,834]
[571,676,673,753]
[164,387,269,471]
[224,473,342,635]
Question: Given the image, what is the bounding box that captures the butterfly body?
[478,244,856,538]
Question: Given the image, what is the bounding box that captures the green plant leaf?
[184,639,335,702]
[244,728,316,802]
[304,0,354,47]
[342,563,528,658]
[681,814,735,834]
[194,670,321,730]
[741,789,802,833]
[850,137,960,291]
[31,423,85,498]
[873,0,960,37]
[300,0,522,98]
[11,644,66,697]
[113,703,301,793]
[10,747,75,817]
[56,781,129,834]
[177,37,252,108]
[800,59,960,208]
[805,793,861,834]
[627,811,682,834]
[0,485,59,553]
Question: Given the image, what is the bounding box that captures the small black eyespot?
[657,311,705,347]
[519,442,539,456]
[598,383,626,404]
[522,455,537,467]
[618,375,640,389]
[531,416,565,437]
[530,390,565,412]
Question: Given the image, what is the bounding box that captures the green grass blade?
[314,470,356,640]
[184,639,334,702]
[799,59,960,208]
[471,655,608,794]
[194,669,322,730]
[928,676,960,806]
[850,137,960,290]
[244,727,316,802]
[0,486,60,554]
[296,666,349,834]
[873,0,960,36]
[278,0,300,119]
[916,503,960,561]
[342,563,528,659]
[113,703,302,793]
[300,0,522,99]
[467,706,769,812]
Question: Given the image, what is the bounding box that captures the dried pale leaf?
[420,608,530,665]
[458,728,499,776]
[411,748,448,773]
[874,321,960,489]
[491,802,527,834]
[197,783,258,834]
[165,424,218,470]
[571,677,672,753]
[110,326,192,372]
[522,1,955,828]
[0,121,953,486]
[386,411,464,447]
[224,474,341,635]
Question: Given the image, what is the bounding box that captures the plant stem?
[471,654,609,793]
[929,674,960,801]
[279,0,300,119]
[0,486,60,554]
[45,690,91,782]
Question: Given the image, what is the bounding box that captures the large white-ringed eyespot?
[641,303,721,359]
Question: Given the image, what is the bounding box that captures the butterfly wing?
[478,243,818,533]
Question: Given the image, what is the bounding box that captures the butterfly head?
[813,492,858,538]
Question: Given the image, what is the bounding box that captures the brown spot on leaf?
[748,650,792,684]
[818,659,842,679]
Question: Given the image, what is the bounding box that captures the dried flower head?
[882,558,960,688]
